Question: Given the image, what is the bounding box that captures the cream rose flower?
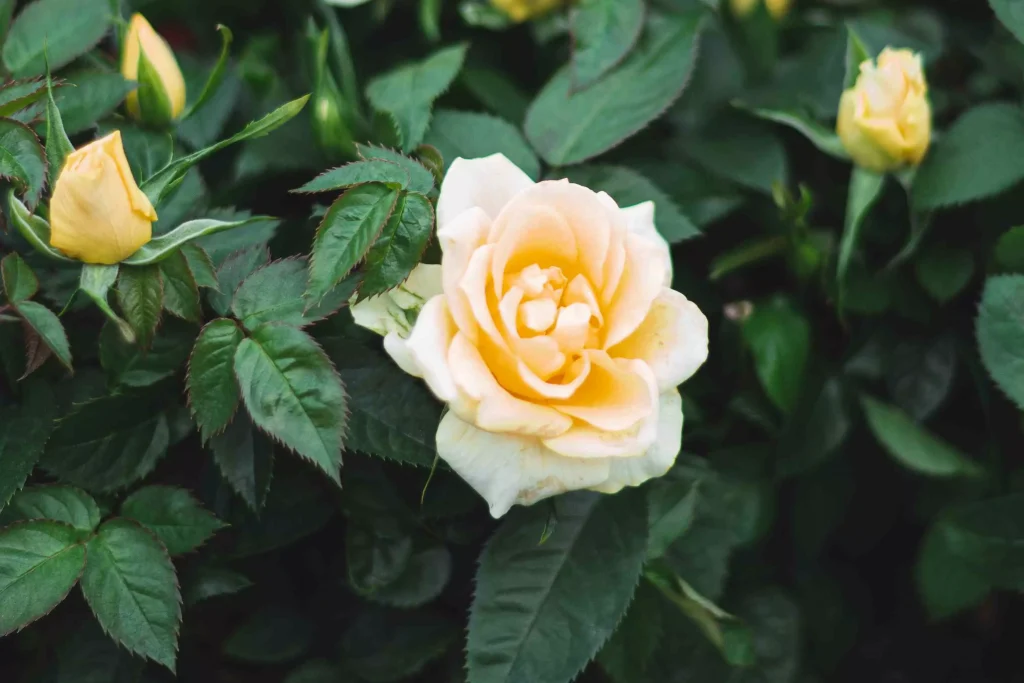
[352,154,709,517]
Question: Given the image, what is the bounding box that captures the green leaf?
[560,165,701,243]
[367,544,453,608]
[329,343,442,467]
[366,44,468,151]
[209,244,269,316]
[994,226,1024,273]
[234,325,347,484]
[223,603,313,664]
[14,301,72,371]
[914,245,974,303]
[357,144,436,194]
[0,520,86,636]
[41,392,169,492]
[306,183,400,305]
[5,191,72,262]
[570,0,645,91]
[990,0,1024,45]
[116,265,164,348]
[977,275,1024,410]
[208,413,274,512]
[183,565,252,606]
[159,250,201,322]
[468,489,648,683]
[646,475,701,561]
[0,381,56,511]
[884,335,956,421]
[181,244,218,289]
[232,258,314,330]
[294,159,411,194]
[844,24,871,90]
[425,108,540,180]
[343,608,459,683]
[0,118,46,207]
[742,298,810,415]
[54,71,136,135]
[44,66,73,181]
[859,394,983,478]
[189,318,244,441]
[597,580,663,682]
[5,485,100,532]
[2,0,111,77]
[46,618,146,683]
[123,217,276,266]
[837,168,885,312]
[913,104,1024,211]
[1,252,39,302]
[141,95,310,206]
[460,65,530,126]
[645,568,755,667]
[182,25,233,120]
[937,494,1024,588]
[79,264,133,342]
[99,318,194,388]
[0,78,48,117]
[742,106,849,160]
[225,466,330,558]
[915,524,990,621]
[80,519,181,671]
[121,486,225,555]
[360,192,434,299]
[347,518,413,595]
[525,11,704,166]
[679,112,788,195]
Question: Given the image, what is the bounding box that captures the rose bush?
[1,1,1024,682]
[354,154,708,516]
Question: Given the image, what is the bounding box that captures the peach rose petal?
[609,288,710,392]
[435,411,612,518]
[437,207,490,342]
[602,233,669,349]
[543,361,660,459]
[448,332,572,438]
[550,353,656,432]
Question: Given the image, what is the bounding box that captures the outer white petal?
[436,154,535,229]
[389,263,443,309]
[608,288,710,392]
[350,294,405,337]
[592,389,684,494]
[403,295,458,402]
[383,332,422,378]
[622,201,672,286]
[436,412,611,518]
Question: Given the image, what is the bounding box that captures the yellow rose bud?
[121,13,187,123]
[731,0,792,20]
[490,0,562,23]
[837,48,932,173]
[49,131,158,265]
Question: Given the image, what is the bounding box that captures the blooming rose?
[837,48,932,173]
[49,131,158,265]
[352,154,709,517]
